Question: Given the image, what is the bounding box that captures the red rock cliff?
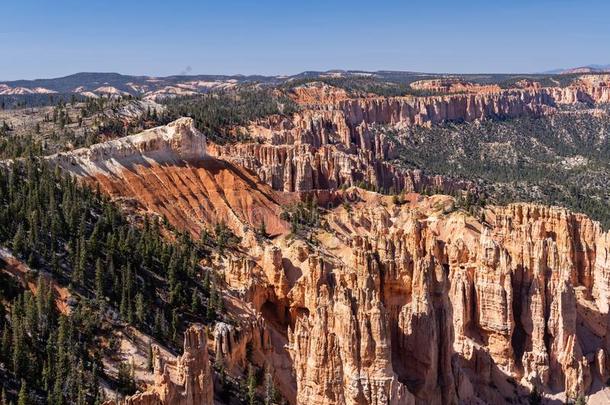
[208,75,610,196]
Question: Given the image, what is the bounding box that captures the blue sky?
[1,0,608,80]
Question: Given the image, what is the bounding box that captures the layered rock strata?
[48,118,290,237]
[50,117,207,174]
[209,75,610,195]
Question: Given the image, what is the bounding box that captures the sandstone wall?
[244,193,610,404]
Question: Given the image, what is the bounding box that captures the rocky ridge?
[409,78,502,94]
[49,117,207,174]
[48,118,290,237]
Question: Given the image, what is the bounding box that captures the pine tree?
[264,368,277,405]
[147,340,154,371]
[216,291,224,315]
[42,360,51,392]
[202,269,210,297]
[120,266,129,320]
[247,365,257,405]
[95,258,104,302]
[171,309,179,343]
[23,292,38,341]
[71,239,85,287]
[191,289,201,313]
[17,380,28,405]
[12,316,26,378]
[117,360,135,395]
[153,309,167,339]
[135,293,145,325]
[167,259,178,305]
[206,286,216,321]
[0,325,10,362]
[76,359,87,405]
[36,276,48,334]
[91,362,101,403]
[12,224,26,256]
[78,236,87,282]
[27,251,36,268]
[52,374,64,405]
[125,264,134,323]
[188,250,198,277]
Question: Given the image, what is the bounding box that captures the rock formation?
[50,117,207,175]
[55,77,610,403]
[409,78,502,94]
[271,193,610,404]
[208,75,610,197]
[48,118,291,237]
[207,142,473,195]
[189,188,610,404]
[105,325,214,405]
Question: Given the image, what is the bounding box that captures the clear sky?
[1,0,608,80]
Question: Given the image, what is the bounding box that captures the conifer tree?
[216,291,224,315]
[153,309,167,339]
[135,293,145,325]
[247,365,257,405]
[95,258,104,302]
[207,286,216,321]
[12,316,26,378]
[202,269,211,297]
[17,380,28,405]
[0,325,10,362]
[264,368,277,405]
[12,224,26,256]
[171,309,179,343]
[191,289,201,313]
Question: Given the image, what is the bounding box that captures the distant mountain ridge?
[0,72,281,99]
[544,64,610,74]
[0,70,425,93]
[1,69,608,101]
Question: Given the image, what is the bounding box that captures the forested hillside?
[0,159,231,404]
[0,97,161,159]
[161,88,299,143]
[383,106,610,228]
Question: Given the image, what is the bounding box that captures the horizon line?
[2,66,608,83]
